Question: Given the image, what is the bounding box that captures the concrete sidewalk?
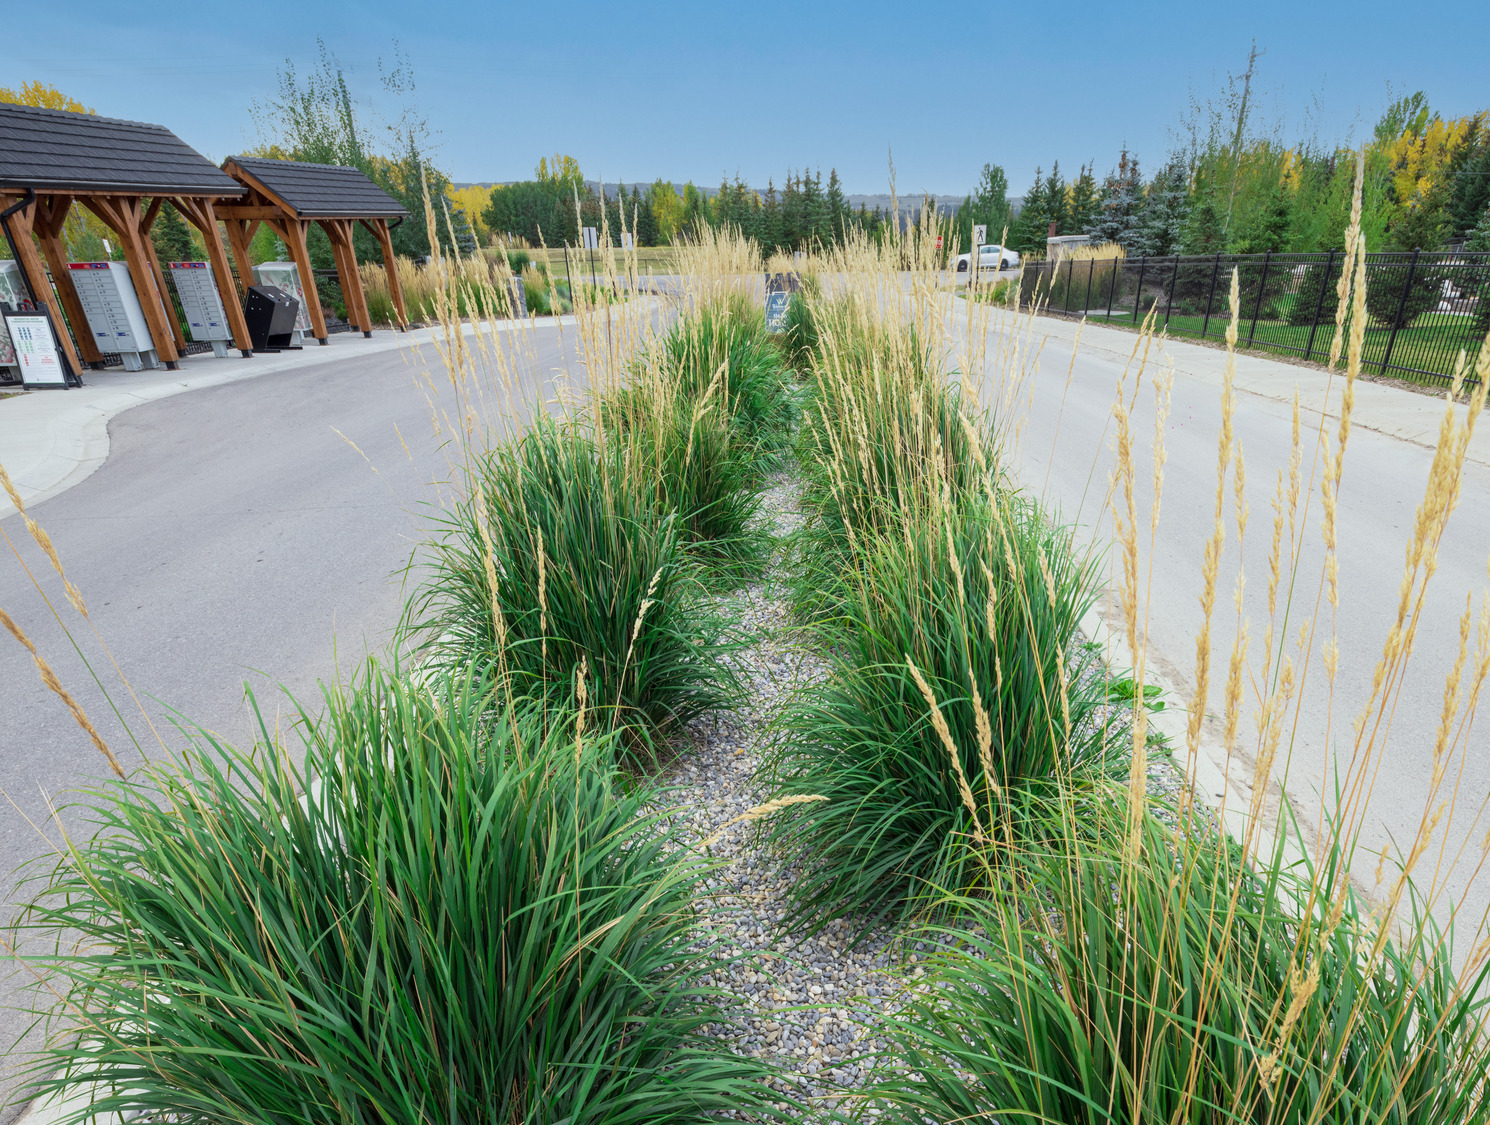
[0,316,575,519]
[1003,308,1490,469]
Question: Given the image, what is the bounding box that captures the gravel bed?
[660,471,1208,1118]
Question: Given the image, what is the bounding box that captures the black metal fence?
[1016,250,1490,386]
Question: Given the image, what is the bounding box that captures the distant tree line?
[483,160,896,252]
[995,89,1490,260]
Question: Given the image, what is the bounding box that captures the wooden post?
[82,195,181,367]
[0,192,85,377]
[138,197,188,353]
[175,197,255,356]
[363,217,407,328]
[268,216,328,344]
[326,219,372,337]
[320,220,359,332]
[32,193,104,365]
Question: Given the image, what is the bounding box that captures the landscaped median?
[9,203,1490,1124]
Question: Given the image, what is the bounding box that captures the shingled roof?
[224,157,409,219]
[0,102,244,196]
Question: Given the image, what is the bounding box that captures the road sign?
[972,224,987,246]
[581,227,599,250]
[935,235,943,250]
[3,308,69,388]
[620,232,634,251]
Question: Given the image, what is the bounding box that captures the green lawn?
[1076,307,1484,385]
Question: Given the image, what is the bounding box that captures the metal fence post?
[1064,258,1075,314]
[1246,249,1271,348]
[1106,255,1118,318]
[1132,256,1147,324]
[1379,248,1420,375]
[1302,249,1335,363]
[1165,254,1179,329]
[1200,252,1222,339]
[1084,257,1095,312]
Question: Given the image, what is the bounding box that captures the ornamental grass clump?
[13,664,780,1125]
[869,794,1490,1125]
[866,152,1490,1124]
[405,419,736,763]
[765,490,1123,926]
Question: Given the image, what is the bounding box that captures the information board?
[167,261,232,343]
[3,311,68,388]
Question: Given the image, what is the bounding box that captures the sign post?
[2,305,75,389]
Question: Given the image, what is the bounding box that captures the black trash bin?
[242,285,301,351]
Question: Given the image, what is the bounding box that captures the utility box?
[243,285,300,351]
[68,261,160,371]
[253,262,314,343]
[167,261,233,357]
[0,260,28,380]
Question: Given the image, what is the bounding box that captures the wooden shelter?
[218,157,409,342]
[0,102,254,372]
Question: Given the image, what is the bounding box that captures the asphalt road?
[0,321,587,1117]
[984,309,1490,937]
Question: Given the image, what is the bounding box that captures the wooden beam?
[174,197,254,356]
[274,217,328,344]
[367,218,407,329]
[1,196,85,377]
[213,205,292,221]
[223,218,259,301]
[322,219,372,337]
[81,195,181,367]
[32,194,105,365]
[138,200,187,353]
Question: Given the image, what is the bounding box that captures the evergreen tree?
[825,168,848,245]
[1467,207,1490,335]
[779,173,803,250]
[801,170,829,249]
[150,201,197,263]
[1039,160,1068,236]
[1087,150,1144,250]
[1066,163,1099,238]
[760,179,782,253]
[1011,167,1048,254]
[446,203,478,255]
[1228,182,1291,253]
[969,162,1011,244]
[1447,129,1490,240]
[1137,156,1191,257]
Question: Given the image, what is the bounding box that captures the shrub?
[505,248,531,274]
[13,667,780,1125]
[793,308,996,616]
[871,795,1490,1125]
[663,297,797,452]
[405,420,737,761]
[764,493,1123,926]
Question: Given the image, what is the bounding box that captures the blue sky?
[9,0,1489,198]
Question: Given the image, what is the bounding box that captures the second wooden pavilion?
[218,157,410,343]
